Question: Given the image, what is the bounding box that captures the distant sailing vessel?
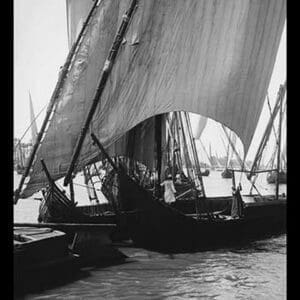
[193,115,210,176]
[14,0,286,252]
[14,141,32,175]
[266,105,286,184]
[248,80,287,189]
[14,92,37,175]
[220,125,243,179]
[267,171,286,184]
[221,168,233,179]
[201,169,210,177]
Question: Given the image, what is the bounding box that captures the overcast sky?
[14,0,286,161]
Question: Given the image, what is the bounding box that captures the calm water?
[14,172,286,299]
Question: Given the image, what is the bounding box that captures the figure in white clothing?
[160,175,176,203]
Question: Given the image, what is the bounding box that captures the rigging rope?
[62,181,102,192]
[14,103,47,148]
[266,93,279,145]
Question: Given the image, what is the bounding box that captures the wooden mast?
[248,82,286,179]
[183,112,206,198]
[28,90,38,144]
[198,138,212,168]
[154,114,163,198]
[83,165,99,203]
[276,87,284,200]
[221,125,244,169]
[176,112,193,180]
[183,112,213,219]
[225,130,231,168]
[64,0,138,187]
[168,114,184,179]
[69,177,75,203]
[14,0,100,203]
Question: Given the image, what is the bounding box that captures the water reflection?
[22,235,286,300]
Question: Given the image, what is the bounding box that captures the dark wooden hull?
[124,201,285,252]
[201,169,210,176]
[118,171,286,252]
[14,227,70,267]
[14,227,78,294]
[38,170,286,252]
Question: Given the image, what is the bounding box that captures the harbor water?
[14,172,286,299]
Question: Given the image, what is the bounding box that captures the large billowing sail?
[22,0,286,198]
[66,0,156,169]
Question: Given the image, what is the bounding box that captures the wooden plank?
[227,168,278,173]
[14,223,116,230]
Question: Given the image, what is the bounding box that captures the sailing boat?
[266,100,287,184]
[14,0,286,252]
[14,139,26,175]
[208,145,222,171]
[267,170,286,184]
[29,91,38,145]
[221,130,234,179]
[14,92,37,175]
[266,141,287,184]
[248,82,287,191]
[15,142,32,175]
[193,115,210,176]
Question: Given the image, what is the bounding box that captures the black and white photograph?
[14,0,286,299]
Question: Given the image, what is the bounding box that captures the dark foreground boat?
[14,227,78,292]
[14,224,127,295]
[267,171,287,184]
[117,169,286,253]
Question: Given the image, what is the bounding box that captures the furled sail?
[21,0,286,198]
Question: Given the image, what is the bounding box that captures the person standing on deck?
[160,174,176,204]
[231,184,244,218]
[175,173,182,184]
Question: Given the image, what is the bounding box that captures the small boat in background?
[221,168,233,179]
[201,169,210,177]
[267,171,287,184]
[14,92,37,175]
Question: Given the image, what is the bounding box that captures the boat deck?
[14,227,66,243]
[14,227,69,269]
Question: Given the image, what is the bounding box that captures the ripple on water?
[24,238,286,299]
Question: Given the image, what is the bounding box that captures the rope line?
[15,103,47,147]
